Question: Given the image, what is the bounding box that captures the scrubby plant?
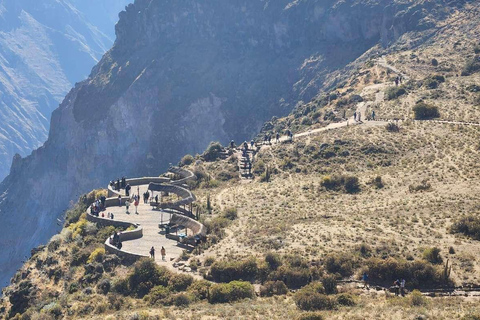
[423,247,443,264]
[410,289,427,306]
[450,215,480,240]
[385,86,407,100]
[222,207,238,220]
[180,154,194,166]
[461,55,480,76]
[409,179,432,192]
[321,175,360,194]
[210,257,258,282]
[297,313,325,320]
[294,283,336,311]
[127,258,171,298]
[87,247,105,264]
[168,273,194,292]
[209,281,255,303]
[265,252,282,270]
[97,279,111,295]
[187,280,212,301]
[203,142,224,162]
[386,122,400,132]
[322,275,338,294]
[336,293,356,306]
[260,281,288,297]
[413,102,440,120]
[324,253,356,277]
[144,286,171,305]
[431,58,439,66]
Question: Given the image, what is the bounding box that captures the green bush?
[210,257,258,282]
[112,278,130,295]
[187,280,212,301]
[203,142,224,162]
[222,207,238,220]
[265,252,282,270]
[96,279,111,295]
[322,275,338,295]
[324,254,356,277]
[451,215,480,240]
[386,122,400,132]
[217,170,235,181]
[71,249,90,266]
[168,273,194,292]
[385,86,407,100]
[209,281,255,303]
[127,258,171,297]
[260,281,288,297]
[413,102,440,120]
[297,313,325,320]
[144,286,171,305]
[269,265,312,289]
[344,176,360,194]
[431,58,439,66]
[180,154,194,166]
[410,289,426,306]
[366,257,446,288]
[423,247,443,264]
[294,283,336,311]
[170,293,191,307]
[461,55,480,76]
[336,293,356,306]
[321,175,360,194]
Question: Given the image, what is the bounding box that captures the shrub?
[222,207,238,220]
[297,313,325,320]
[423,247,443,264]
[322,275,338,294]
[410,289,426,306]
[260,281,288,297]
[386,122,400,132]
[97,279,111,295]
[450,215,480,240]
[324,254,356,277]
[269,265,312,289]
[87,247,105,264]
[217,170,235,181]
[180,154,194,166]
[128,258,171,297]
[413,102,440,120]
[385,86,407,100]
[366,258,445,288]
[112,278,130,295]
[210,257,258,282]
[265,252,282,270]
[204,256,216,266]
[431,58,438,66]
[372,176,384,189]
[209,281,255,303]
[144,286,171,305]
[203,142,224,162]
[344,176,360,194]
[294,283,336,311]
[170,293,191,307]
[187,280,212,301]
[409,179,431,192]
[462,315,480,320]
[461,55,480,76]
[168,273,194,292]
[336,293,356,306]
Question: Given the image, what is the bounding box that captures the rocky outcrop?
[0,0,463,287]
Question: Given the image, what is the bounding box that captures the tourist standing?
[161,246,166,261]
[150,246,155,259]
[125,200,130,214]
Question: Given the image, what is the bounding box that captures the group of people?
[110,177,127,191]
[362,272,407,296]
[353,111,362,122]
[150,246,166,261]
[111,232,122,249]
[394,75,403,86]
[142,191,150,204]
[89,196,107,217]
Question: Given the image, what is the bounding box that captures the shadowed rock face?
[0,0,459,287]
[0,0,131,182]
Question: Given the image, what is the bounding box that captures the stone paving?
[105,184,188,267]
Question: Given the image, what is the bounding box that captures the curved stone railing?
[87,167,204,263]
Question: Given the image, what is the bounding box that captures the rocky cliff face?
[0,0,461,287]
[0,0,131,182]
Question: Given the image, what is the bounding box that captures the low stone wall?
[148,183,196,207]
[86,212,133,228]
[169,167,196,186]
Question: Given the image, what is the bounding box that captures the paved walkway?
[105,184,187,267]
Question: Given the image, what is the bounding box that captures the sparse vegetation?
[385,86,407,100]
[413,102,440,120]
[451,215,480,240]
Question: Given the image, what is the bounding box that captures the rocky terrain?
[0,0,476,302]
[0,0,131,181]
[1,1,480,318]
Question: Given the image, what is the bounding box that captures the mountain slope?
[0,0,470,288]
[0,0,131,182]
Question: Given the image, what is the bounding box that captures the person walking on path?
[353,111,357,122]
[134,199,139,214]
[372,110,376,121]
[358,111,362,122]
[276,132,280,143]
[250,140,255,149]
[161,246,166,261]
[125,184,131,196]
[393,279,400,296]
[150,246,155,259]
[362,272,369,289]
[118,195,122,206]
[125,200,130,214]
